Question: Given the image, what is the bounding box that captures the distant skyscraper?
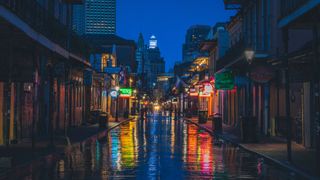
[182,25,211,62]
[136,34,165,88]
[149,35,157,49]
[136,33,145,74]
[72,0,116,35]
[145,35,165,88]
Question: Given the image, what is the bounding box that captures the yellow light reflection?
[120,121,136,168]
[170,119,175,155]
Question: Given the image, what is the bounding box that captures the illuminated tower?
[149,35,157,49]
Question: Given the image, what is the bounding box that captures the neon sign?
[119,88,132,98]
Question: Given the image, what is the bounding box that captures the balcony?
[216,39,245,72]
[0,0,89,60]
[279,0,320,28]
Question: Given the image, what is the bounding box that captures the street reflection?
[22,115,301,180]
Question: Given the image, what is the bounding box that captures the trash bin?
[213,113,222,133]
[198,111,208,124]
[99,112,108,128]
[240,116,257,143]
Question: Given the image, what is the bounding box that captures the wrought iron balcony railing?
[0,0,89,60]
[216,38,245,72]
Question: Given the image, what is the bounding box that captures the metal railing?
[280,0,310,18]
[216,38,245,71]
[0,0,89,60]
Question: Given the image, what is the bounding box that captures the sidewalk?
[0,116,135,179]
[184,117,318,179]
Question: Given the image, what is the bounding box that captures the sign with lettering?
[250,65,275,83]
[215,70,234,90]
[189,88,198,96]
[119,88,132,97]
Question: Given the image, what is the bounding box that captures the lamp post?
[115,86,120,122]
[244,48,255,142]
[244,48,255,116]
[184,87,189,117]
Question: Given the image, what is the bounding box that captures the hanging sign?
[198,83,213,97]
[189,88,198,96]
[250,65,275,83]
[203,83,213,94]
[215,70,234,90]
[119,88,132,98]
[110,90,118,98]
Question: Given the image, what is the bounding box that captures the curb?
[1,117,135,179]
[183,118,317,180]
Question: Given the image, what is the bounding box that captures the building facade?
[145,36,165,89]
[136,33,145,74]
[0,0,91,145]
[72,0,116,35]
[86,34,136,117]
[182,25,211,62]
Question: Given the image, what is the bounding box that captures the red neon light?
[199,94,210,97]
[119,95,131,98]
[189,93,198,96]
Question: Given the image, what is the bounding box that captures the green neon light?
[120,88,132,96]
[215,71,235,90]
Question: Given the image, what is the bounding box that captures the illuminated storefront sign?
[215,71,234,90]
[110,90,119,98]
[200,83,213,97]
[189,88,198,96]
[199,91,211,97]
[119,88,132,98]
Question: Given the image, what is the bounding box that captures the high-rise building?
[149,35,157,49]
[136,34,165,89]
[136,33,145,74]
[182,25,211,62]
[72,4,85,35]
[72,0,116,35]
[145,35,165,88]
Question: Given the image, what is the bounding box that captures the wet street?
[23,114,302,180]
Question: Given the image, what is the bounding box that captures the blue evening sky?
[117,0,235,72]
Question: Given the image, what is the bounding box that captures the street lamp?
[244,48,255,65]
[243,48,256,142]
[115,86,120,122]
[244,48,255,115]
